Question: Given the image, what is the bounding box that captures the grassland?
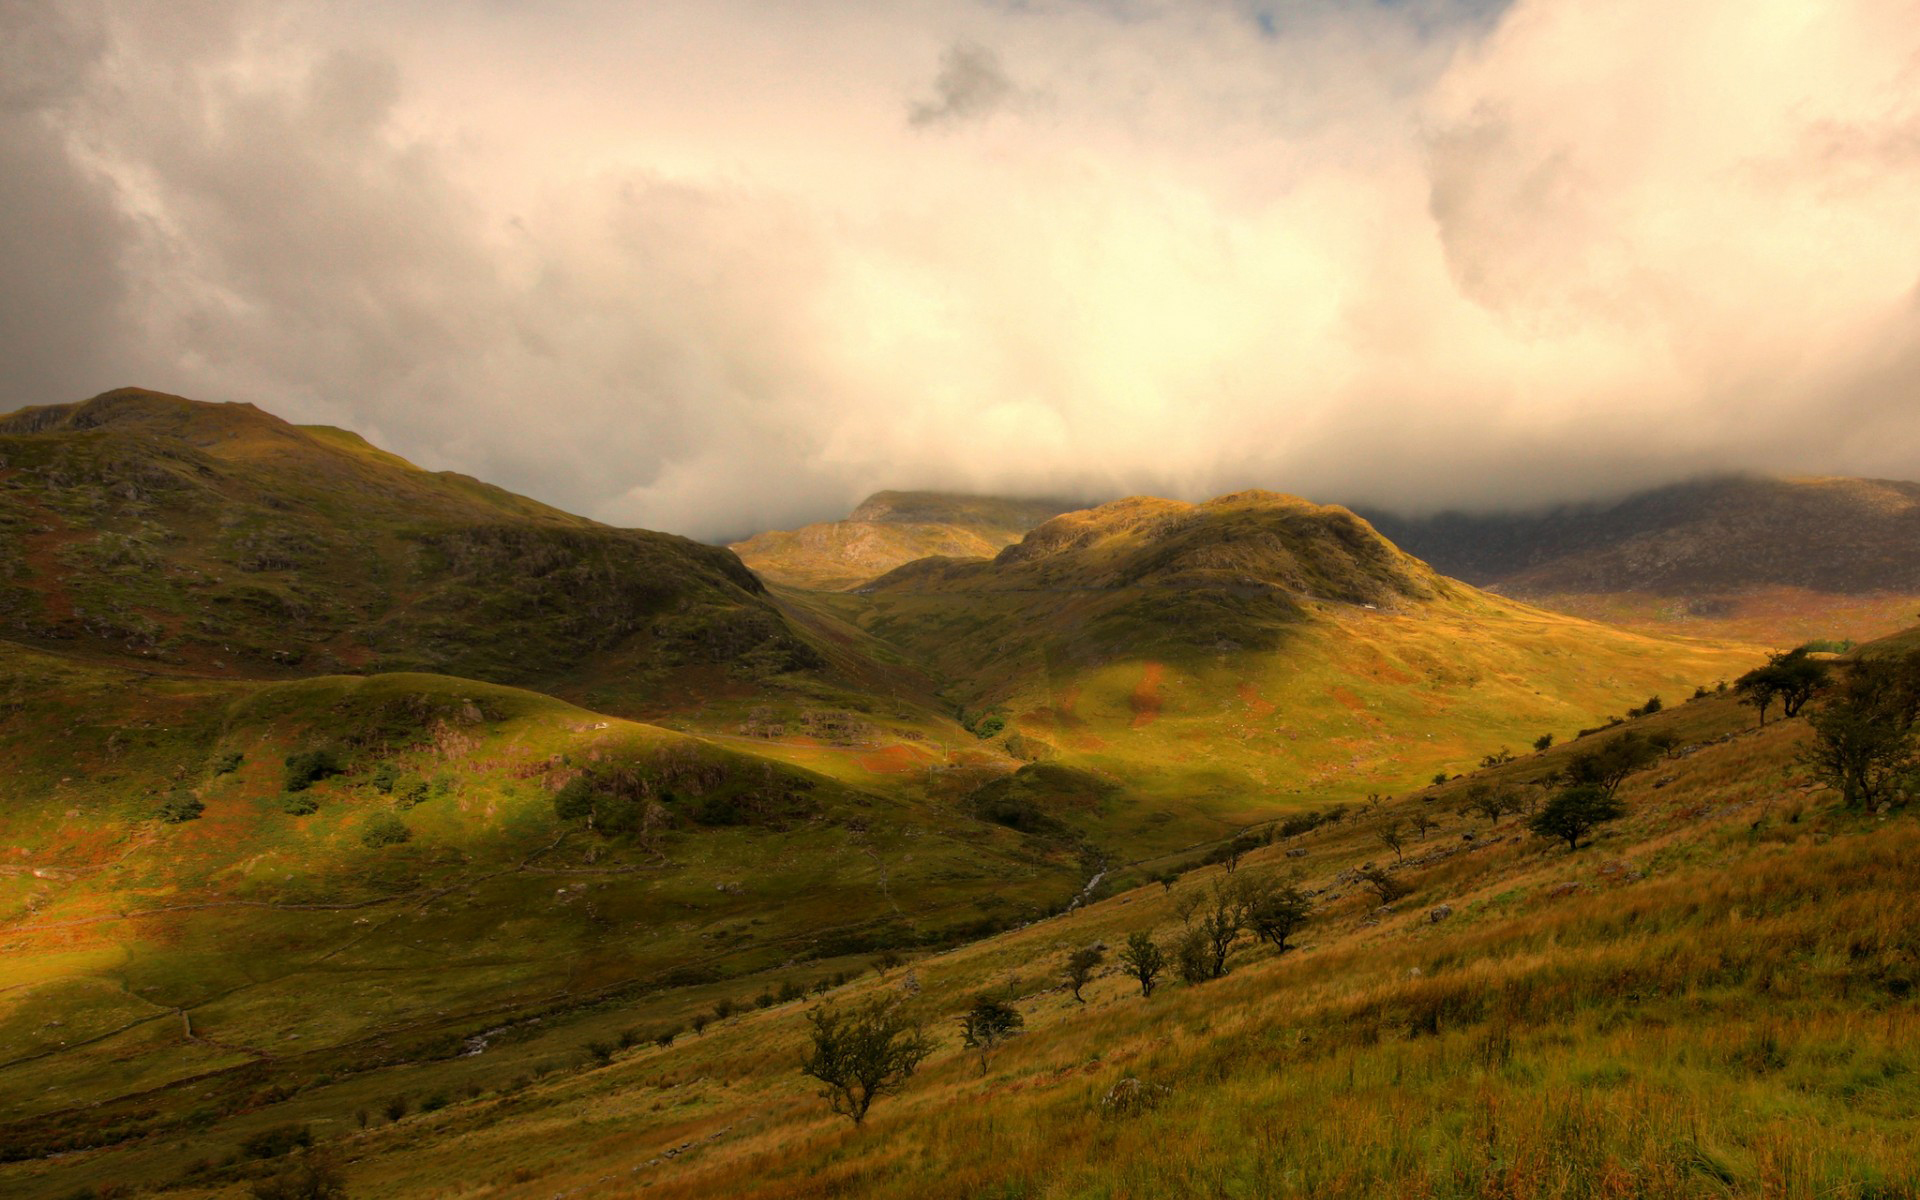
[10,685,1913,1198]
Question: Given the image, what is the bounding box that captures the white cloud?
[3,0,1917,538]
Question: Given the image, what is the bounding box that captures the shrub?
[383,1095,409,1122]
[279,794,318,816]
[282,749,345,793]
[248,1149,346,1200]
[361,814,411,847]
[158,794,205,823]
[958,994,1023,1073]
[212,751,244,775]
[1064,946,1104,1002]
[239,1123,311,1160]
[802,998,936,1124]
[586,1041,615,1065]
[396,777,430,808]
[654,1026,680,1048]
[419,1092,448,1112]
[370,762,398,794]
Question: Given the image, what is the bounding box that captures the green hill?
[0,389,820,705]
[792,491,1761,853]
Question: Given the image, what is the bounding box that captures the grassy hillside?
[793,492,1764,853]
[731,491,1073,591]
[11,680,1915,1198]
[0,643,1087,1164]
[0,389,822,706]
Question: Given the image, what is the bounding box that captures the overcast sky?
[5,0,1919,539]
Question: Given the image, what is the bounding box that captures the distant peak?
[0,388,281,439]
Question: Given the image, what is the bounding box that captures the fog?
[5,0,1918,539]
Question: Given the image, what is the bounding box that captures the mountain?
[1364,475,1920,643]
[730,489,1074,590]
[790,490,1758,852]
[0,388,825,709]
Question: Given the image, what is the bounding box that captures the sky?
[4,0,1919,541]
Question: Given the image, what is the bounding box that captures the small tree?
[1374,819,1406,863]
[1358,866,1411,904]
[1118,931,1165,997]
[689,1012,711,1037]
[1565,731,1664,798]
[1533,733,1554,753]
[958,994,1023,1074]
[1178,879,1248,981]
[1802,652,1920,810]
[1528,784,1625,851]
[1157,871,1179,893]
[1242,876,1312,952]
[800,998,935,1125]
[1063,946,1104,1002]
[1480,747,1516,768]
[1461,783,1517,827]
[1411,810,1439,841]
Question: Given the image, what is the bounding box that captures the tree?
[1411,810,1439,841]
[1533,733,1554,753]
[1480,747,1516,768]
[1461,783,1518,827]
[958,994,1023,1074]
[1803,652,1920,811]
[1528,784,1625,851]
[1242,876,1312,952]
[1565,732,1664,798]
[1735,649,1829,728]
[1118,931,1165,997]
[1357,866,1411,904]
[1063,946,1104,1002]
[800,998,935,1125]
[1374,819,1406,862]
[1178,879,1248,982]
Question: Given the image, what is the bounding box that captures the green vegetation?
[800,999,935,1125]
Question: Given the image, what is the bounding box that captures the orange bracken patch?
[857,744,925,774]
[1236,682,1276,717]
[1130,662,1166,729]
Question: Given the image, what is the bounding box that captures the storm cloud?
[4,0,1918,539]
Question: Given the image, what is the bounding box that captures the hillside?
[730,490,1074,591]
[0,389,831,711]
[0,642,1086,1161]
[789,491,1764,855]
[11,672,1915,1198]
[1365,475,1920,645]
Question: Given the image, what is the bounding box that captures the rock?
[1407,966,1423,978]
[1461,832,1476,842]
[1654,776,1675,789]
[1546,881,1582,898]
[1102,1077,1170,1117]
[1428,904,1453,923]
[1285,848,1308,858]
[1373,904,1394,917]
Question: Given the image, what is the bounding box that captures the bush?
[158,794,205,823]
[396,777,430,808]
[361,814,411,847]
[370,762,399,794]
[212,751,244,775]
[249,1149,346,1200]
[282,749,345,793]
[383,1095,409,1122]
[419,1092,449,1112]
[1528,784,1626,851]
[279,794,318,816]
[239,1123,311,1160]
[958,994,1023,1072]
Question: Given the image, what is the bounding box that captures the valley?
[1,392,1913,1199]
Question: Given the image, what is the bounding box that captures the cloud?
[908,41,1020,129]
[3,0,1918,539]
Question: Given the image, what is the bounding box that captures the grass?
[13,690,1912,1197]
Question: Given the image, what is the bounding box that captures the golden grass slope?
[19,683,1915,1198]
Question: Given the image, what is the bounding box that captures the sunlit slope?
[803,491,1763,839]
[20,676,1915,1198]
[0,388,821,705]
[0,644,1082,1133]
[731,490,1074,591]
